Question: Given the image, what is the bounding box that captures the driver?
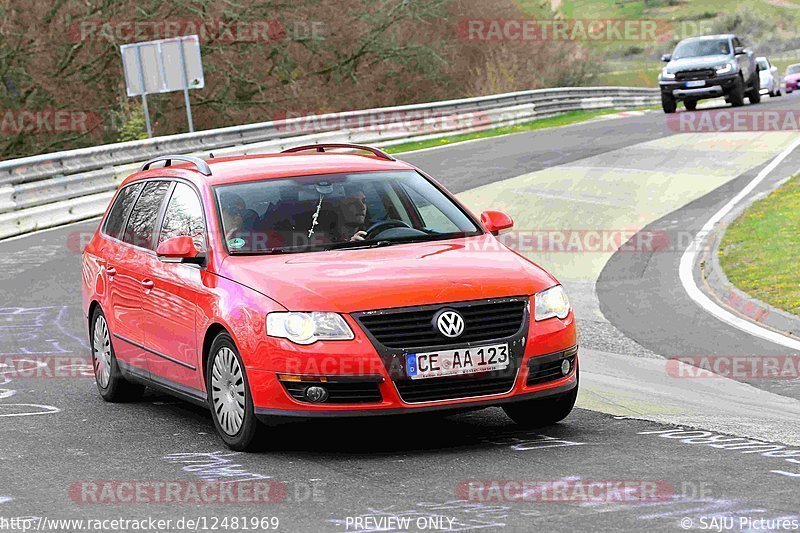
[335,189,368,242]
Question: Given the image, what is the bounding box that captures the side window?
[732,37,741,49]
[103,183,143,240]
[122,181,171,250]
[158,183,206,251]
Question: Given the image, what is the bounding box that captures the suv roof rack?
[281,143,396,162]
[140,155,212,176]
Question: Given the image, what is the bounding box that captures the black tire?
[503,371,578,428]
[661,93,677,114]
[684,100,697,111]
[747,76,761,104]
[90,307,145,402]
[206,333,265,451]
[729,74,746,107]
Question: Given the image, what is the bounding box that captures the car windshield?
[672,39,730,59]
[215,170,482,254]
[757,58,769,70]
[787,65,800,74]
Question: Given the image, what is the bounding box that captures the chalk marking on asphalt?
[0,496,11,504]
[0,404,61,417]
[679,135,800,351]
[163,451,270,483]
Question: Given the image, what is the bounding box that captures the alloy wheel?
[210,347,246,436]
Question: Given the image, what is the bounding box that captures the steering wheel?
[364,219,411,240]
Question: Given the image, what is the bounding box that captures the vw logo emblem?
[435,309,465,338]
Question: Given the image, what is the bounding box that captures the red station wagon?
[81,143,578,450]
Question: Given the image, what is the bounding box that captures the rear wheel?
[206,333,265,451]
[729,74,746,107]
[684,100,697,111]
[747,75,761,104]
[503,375,578,428]
[661,93,677,114]
[90,308,145,402]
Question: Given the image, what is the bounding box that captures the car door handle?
[141,279,154,290]
[106,266,117,278]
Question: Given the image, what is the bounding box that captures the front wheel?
[661,93,677,114]
[206,333,265,451]
[729,75,746,107]
[90,308,145,402]
[503,378,578,428]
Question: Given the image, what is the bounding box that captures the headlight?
[661,68,675,80]
[534,285,570,321]
[266,312,354,344]
[715,63,733,74]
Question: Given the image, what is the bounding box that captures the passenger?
[221,205,245,243]
[220,192,259,232]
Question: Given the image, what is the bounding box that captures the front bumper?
[659,73,738,100]
[246,301,578,418]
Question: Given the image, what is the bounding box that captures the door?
[107,180,172,378]
[143,182,208,396]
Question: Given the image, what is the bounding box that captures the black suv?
[658,34,759,113]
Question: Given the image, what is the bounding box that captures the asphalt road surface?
[1,95,799,532]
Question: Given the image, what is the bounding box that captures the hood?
[666,55,731,73]
[219,234,557,313]
[785,73,800,82]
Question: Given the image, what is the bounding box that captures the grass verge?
[719,175,800,316]
[385,108,650,154]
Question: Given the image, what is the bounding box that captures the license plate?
[685,80,705,88]
[406,343,509,380]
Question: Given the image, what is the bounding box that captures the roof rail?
[140,155,212,176]
[281,143,396,162]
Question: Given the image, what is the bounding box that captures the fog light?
[561,359,571,376]
[305,386,329,403]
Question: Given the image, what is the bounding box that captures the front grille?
[675,69,715,81]
[281,381,382,404]
[526,346,578,386]
[356,298,527,350]
[395,369,516,403]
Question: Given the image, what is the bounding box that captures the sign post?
[120,35,204,137]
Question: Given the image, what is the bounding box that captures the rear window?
[122,181,171,250]
[103,183,143,240]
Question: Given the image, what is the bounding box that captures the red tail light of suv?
[81,144,578,450]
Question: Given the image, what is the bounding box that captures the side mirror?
[661,53,672,62]
[734,46,745,55]
[156,236,205,265]
[481,210,514,235]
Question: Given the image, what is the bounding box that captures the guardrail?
[0,86,659,240]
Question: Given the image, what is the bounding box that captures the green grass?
[719,175,800,316]
[384,108,646,154]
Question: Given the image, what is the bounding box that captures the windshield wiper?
[323,240,395,251]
